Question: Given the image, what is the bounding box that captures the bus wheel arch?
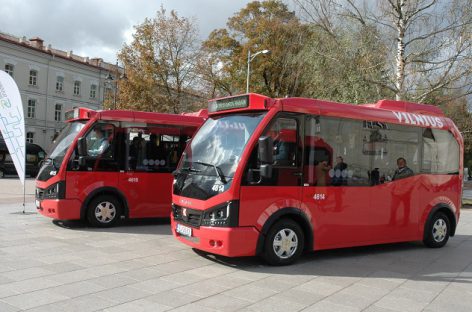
[256,208,314,258]
[423,204,456,248]
[81,187,129,224]
[423,204,457,238]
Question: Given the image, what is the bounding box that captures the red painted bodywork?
[172,94,464,257]
[36,108,206,221]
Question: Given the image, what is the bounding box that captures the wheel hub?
[432,218,447,242]
[273,228,298,259]
[95,201,116,223]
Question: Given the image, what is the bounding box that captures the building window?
[56,76,64,92]
[73,81,81,96]
[4,64,14,77]
[90,84,97,99]
[54,104,62,121]
[26,132,34,144]
[27,99,36,118]
[29,70,38,86]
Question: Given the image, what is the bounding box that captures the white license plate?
[35,199,40,209]
[176,223,192,237]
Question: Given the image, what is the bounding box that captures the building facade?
[0,32,120,151]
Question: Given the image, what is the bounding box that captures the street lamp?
[105,61,127,110]
[246,49,270,93]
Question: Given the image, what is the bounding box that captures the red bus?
[35,107,206,227]
[171,93,463,265]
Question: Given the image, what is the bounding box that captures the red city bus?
[171,93,463,265]
[36,107,206,227]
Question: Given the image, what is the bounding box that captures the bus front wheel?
[423,212,450,248]
[262,219,304,266]
[87,195,122,227]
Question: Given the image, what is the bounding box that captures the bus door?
[119,124,189,218]
[240,114,303,227]
[67,122,120,200]
[369,123,422,240]
[301,116,375,249]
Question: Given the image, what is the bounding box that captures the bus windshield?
[49,121,86,163]
[36,121,86,181]
[174,113,265,200]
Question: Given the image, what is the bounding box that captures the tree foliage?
[117,7,201,113]
[294,0,472,103]
[200,1,311,98]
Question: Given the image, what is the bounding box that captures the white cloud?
[0,0,253,62]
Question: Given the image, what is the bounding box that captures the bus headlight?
[43,181,66,199]
[201,201,239,227]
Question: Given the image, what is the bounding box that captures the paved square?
[0,179,471,311]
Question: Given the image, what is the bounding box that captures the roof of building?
[0,32,120,72]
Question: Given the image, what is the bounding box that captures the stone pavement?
[0,183,471,311]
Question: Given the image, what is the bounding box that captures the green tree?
[299,23,393,103]
[295,0,472,103]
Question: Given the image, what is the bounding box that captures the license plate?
[35,199,41,209]
[176,223,192,237]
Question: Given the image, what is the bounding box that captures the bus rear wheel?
[87,195,122,227]
[262,219,304,266]
[423,212,450,248]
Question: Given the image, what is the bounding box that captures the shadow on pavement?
[194,236,472,284]
[52,217,172,235]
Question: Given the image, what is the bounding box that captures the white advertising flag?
[0,70,25,185]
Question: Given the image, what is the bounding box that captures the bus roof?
[65,107,207,127]
[207,93,453,131]
[97,109,206,127]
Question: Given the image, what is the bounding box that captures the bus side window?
[127,124,186,173]
[304,116,371,186]
[370,123,420,183]
[261,116,301,186]
[81,123,118,171]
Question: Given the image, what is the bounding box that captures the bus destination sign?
[64,109,79,121]
[208,95,249,112]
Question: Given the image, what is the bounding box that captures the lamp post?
[105,61,127,110]
[246,49,270,93]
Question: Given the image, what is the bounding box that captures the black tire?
[423,212,450,248]
[0,169,4,178]
[262,218,304,266]
[86,195,122,227]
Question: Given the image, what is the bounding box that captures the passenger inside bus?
[273,129,296,166]
[331,156,348,186]
[315,159,331,186]
[88,128,109,156]
[392,157,414,181]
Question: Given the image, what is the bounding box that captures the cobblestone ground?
[0,179,471,311]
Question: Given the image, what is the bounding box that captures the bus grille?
[172,204,202,228]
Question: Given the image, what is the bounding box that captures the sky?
[0,0,255,63]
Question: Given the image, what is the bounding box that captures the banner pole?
[22,174,26,214]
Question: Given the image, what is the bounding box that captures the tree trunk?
[395,0,407,101]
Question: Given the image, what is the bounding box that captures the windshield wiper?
[193,161,227,184]
[172,166,200,176]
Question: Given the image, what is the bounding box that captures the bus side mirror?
[260,164,272,179]
[78,156,86,167]
[77,137,87,156]
[258,136,273,164]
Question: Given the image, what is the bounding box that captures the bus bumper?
[36,199,82,220]
[171,217,260,257]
